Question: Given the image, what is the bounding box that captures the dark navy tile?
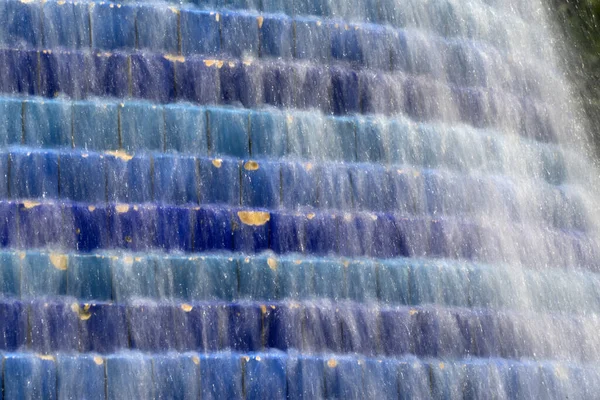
[302,303,342,352]
[198,157,240,205]
[21,252,67,297]
[331,66,360,115]
[0,0,42,48]
[359,71,402,115]
[10,150,59,199]
[0,202,18,247]
[59,151,106,202]
[281,162,318,209]
[131,53,176,103]
[269,212,304,254]
[0,97,23,146]
[331,22,362,64]
[379,308,414,356]
[221,11,260,58]
[294,17,331,62]
[66,202,110,252]
[105,153,152,203]
[264,302,303,350]
[108,203,157,251]
[106,354,154,400]
[87,52,129,98]
[238,256,278,301]
[79,302,128,353]
[136,4,178,53]
[223,302,263,351]
[120,102,165,152]
[0,153,9,199]
[42,1,90,49]
[152,354,201,400]
[17,202,68,249]
[175,57,220,105]
[164,103,208,154]
[90,3,136,50]
[337,212,376,257]
[200,354,243,400]
[192,206,234,251]
[4,353,56,400]
[128,302,190,351]
[262,61,296,108]
[0,300,27,350]
[0,49,38,96]
[184,303,226,352]
[303,212,338,255]
[241,159,281,208]
[154,154,199,204]
[72,101,119,151]
[29,300,79,352]
[219,61,264,108]
[286,356,326,399]
[180,9,220,56]
[339,304,379,355]
[110,255,157,301]
[57,355,105,400]
[294,65,332,113]
[39,51,89,99]
[323,357,363,400]
[358,24,393,70]
[233,209,270,253]
[260,15,292,58]
[24,99,72,148]
[249,109,286,158]
[155,206,193,252]
[244,354,287,400]
[207,107,250,158]
[67,254,111,300]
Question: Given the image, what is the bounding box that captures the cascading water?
[0,0,598,398]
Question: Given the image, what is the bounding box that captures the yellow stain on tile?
[237,211,270,226]
[22,201,41,209]
[257,16,264,28]
[306,213,315,220]
[106,150,133,161]
[267,257,278,271]
[439,362,445,370]
[93,356,104,365]
[50,253,68,270]
[168,6,179,14]
[212,158,223,168]
[244,161,260,171]
[181,303,193,312]
[38,354,55,361]
[192,356,200,365]
[260,305,267,314]
[409,309,418,316]
[87,205,96,212]
[164,54,185,63]
[115,204,129,213]
[123,256,134,266]
[327,359,338,368]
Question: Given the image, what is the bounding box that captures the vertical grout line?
[150,154,155,203]
[205,110,211,156]
[88,3,93,48]
[20,102,26,145]
[176,10,182,55]
[117,105,123,150]
[57,154,61,198]
[70,103,75,148]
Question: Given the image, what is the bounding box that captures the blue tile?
[17,202,68,249]
[175,57,221,105]
[262,0,294,14]
[317,164,353,209]
[72,101,119,151]
[387,169,426,214]
[348,164,390,211]
[21,252,67,297]
[4,354,56,400]
[87,52,129,98]
[281,162,318,209]
[57,355,105,400]
[303,213,339,255]
[398,359,434,400]
[264,302,303,350]
[372,213,409,258]
[323,357,363,400]
[359,71,401,115]
[105,153,152,203]
[67,203,110,252]
[262,61,296,108]
[331,66,360,115]
[136,5,178,53]
[0,251,20,297]
[311,258,345,299]
[67,254,111,300]
[24,99,72,148]
[269,212,304,254]
[0,153,9,199]
[91,3,136,50]
[238,256,278,301]
[106,354,154,400]
[180,10,220,56]
[207,108,250,158]
[379,308,414,356]
[403,78,442,121]
[302,303,342,352]
[42,1,89,49]
[356,117,386,162]
[326,116,356,162]
[294,17,331,62]
[286,356,326,399]
[337,213,376,257]
[111,255,157,301]
[155,206,193,252]
[260,15,293,58]
[295,65,332,113]
[277,258,313,299]
[233,209,270,253]
[378,260,411,305]
[410,262,470,307]
[154,154,199,204]
[79,302,128,353]
[249,109,286,158]
[0,97,22,146]
[120,102,165,152]
[285,112,324,159]
[429,361,468,400]
[10,150,59,199]
[108,204,157,251]
[200,354,243,400]
[29,300,79,352]
[131,53,176,103]
[389,29,410,71]
[164,103,208,154]
[412,308,470,358]
[223,303,263,351]
[244,354,287,400]
[59,152,106,202]
[241,159,281,208]
[39,51,89,99]
[0,0,42,48]
[0,300,27,350]
[345,260,377,302]
[221,11,259,58]
[219,61,264,108]
[331,22,362,64]
[192,206,234,251]
[0,202,18,248]
[363,359,400,399]
[184,303,226,351]
[0,49,38,96]
[339,304,379,355]
[152,354,201,400]
[128,302,190,351]
[358,24,393,70]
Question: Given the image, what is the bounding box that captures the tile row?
[0,0,542,95]
[0,200,595,267]
[0,97,568,185]
[0,48,557,137]
[1,352,594,400]
[0,298,598,360]
[2,250,600,315]
[0,149,584,230]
